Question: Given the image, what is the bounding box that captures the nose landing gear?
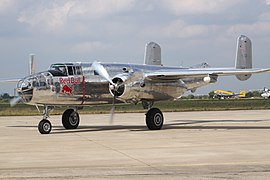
[38,106,53,134]
[38,119,52,134]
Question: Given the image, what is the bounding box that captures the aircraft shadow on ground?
[7,119,270,134]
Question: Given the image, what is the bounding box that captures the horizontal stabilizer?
[0,78,20,84]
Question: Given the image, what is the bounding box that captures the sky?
[1,0,270,95]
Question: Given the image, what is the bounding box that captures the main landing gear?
[38,106,80,134]
[142,100,164,130]
[62,109,80,129]
[145,107,164,130]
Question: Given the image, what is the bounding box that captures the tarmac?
[1,110,270,179]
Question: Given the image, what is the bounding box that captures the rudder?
[144,42,162,66]
[235,35,252,81]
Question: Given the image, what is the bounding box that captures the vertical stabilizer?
[144,42,162,66]
[235,35,252,81]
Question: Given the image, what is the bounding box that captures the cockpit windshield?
[49,64,67,76]
[49,63,82,76]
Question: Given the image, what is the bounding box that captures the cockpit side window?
[49,64,83,76]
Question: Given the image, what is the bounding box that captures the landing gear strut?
[142,100,154,109]
[38,106,53,134]
[145,108,164,130]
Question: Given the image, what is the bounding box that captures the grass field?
[1,98,270,116]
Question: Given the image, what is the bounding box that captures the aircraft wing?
[0,78,20,84]
[144,68,270,81]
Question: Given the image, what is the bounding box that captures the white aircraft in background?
[1,35,270,134]
[261,88,270,99]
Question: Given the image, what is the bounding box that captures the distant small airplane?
[261,87,270,99]
[213,90,246,99]
[1,35,270,134]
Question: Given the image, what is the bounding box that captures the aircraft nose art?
[61,85,73,95]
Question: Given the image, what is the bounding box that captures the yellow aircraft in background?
[214,90,246,99]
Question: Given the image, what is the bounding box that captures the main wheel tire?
[38,119,52,134]
[145,108,164,130]
[62,109,80,129]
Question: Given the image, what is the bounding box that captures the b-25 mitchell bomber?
[2,35,270,134]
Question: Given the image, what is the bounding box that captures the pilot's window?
[67,66,73,75]
[54,66,67,76]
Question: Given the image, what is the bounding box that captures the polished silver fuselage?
[17,63,211,106]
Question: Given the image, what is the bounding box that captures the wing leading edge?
[144,68,270,81]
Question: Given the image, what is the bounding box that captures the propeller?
[92,61,115,86]
[109,95,116,124]
[91,61,117,124]
[10,96,21,107]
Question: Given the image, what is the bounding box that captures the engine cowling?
[109,73,146,102]
[110,76,126,97]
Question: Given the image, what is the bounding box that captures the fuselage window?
[73,66,76,75]
[67,66,73,75]
[75,66,82,75]
[94,70,99,75]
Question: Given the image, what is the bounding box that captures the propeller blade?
[109,106,115,124]
[109,95,116,124]
[10,96,21,107]
[92,61,115,85]
[92,61,117,124]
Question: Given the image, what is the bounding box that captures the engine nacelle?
[109,73,188,103]
[109,73,143,99]
[110,74,129,97]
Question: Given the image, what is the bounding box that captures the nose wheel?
[38,119,52,134]
[38,106,53,134]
